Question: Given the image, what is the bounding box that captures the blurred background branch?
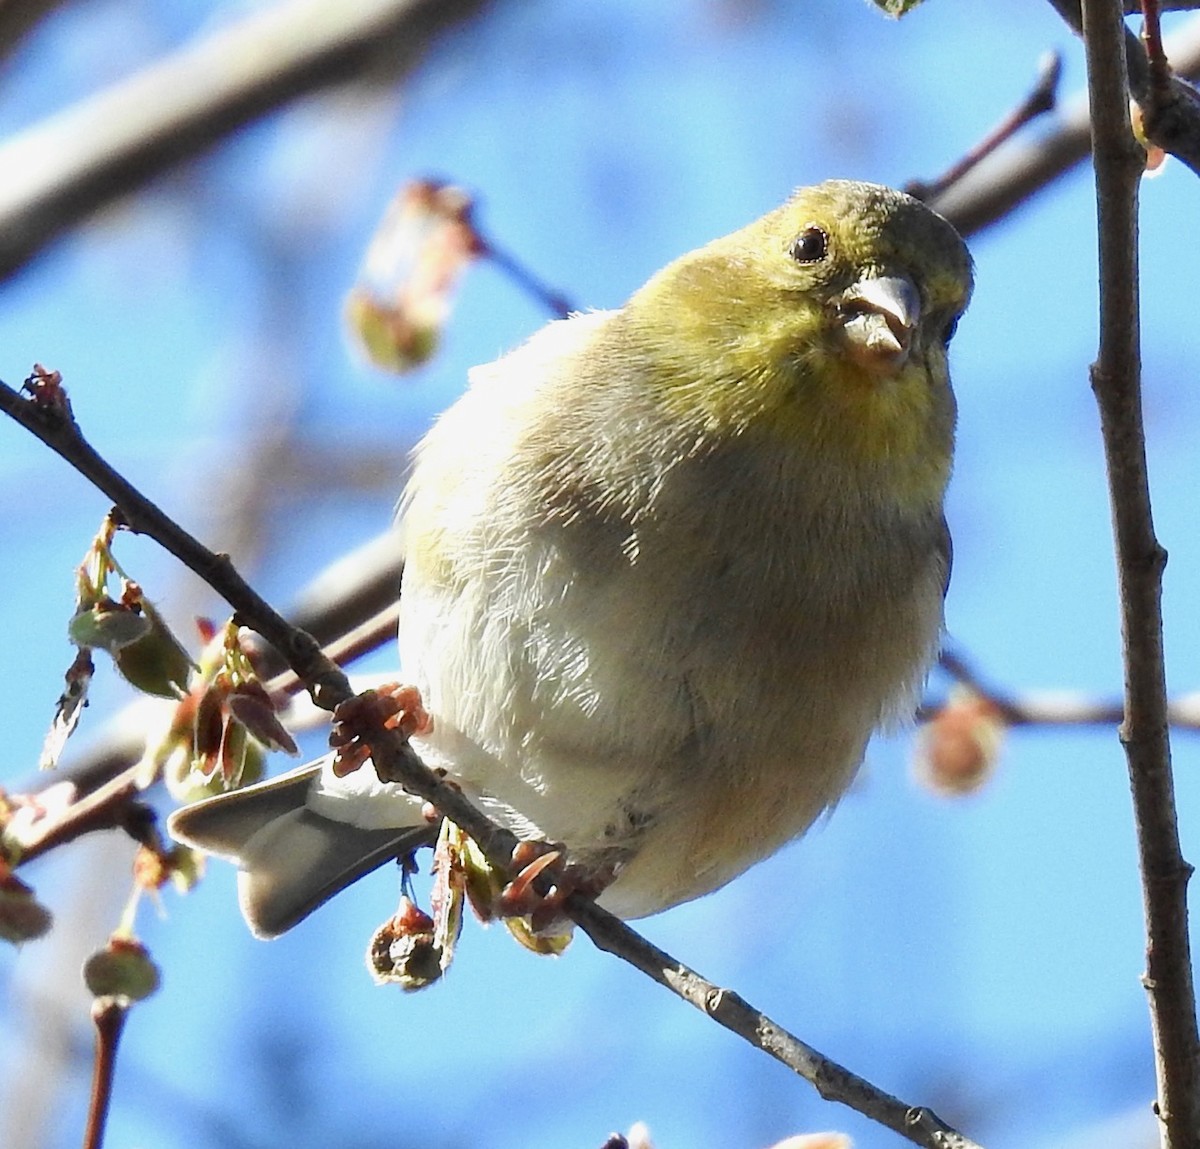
[0,0,73,64]
[0,0,496,281]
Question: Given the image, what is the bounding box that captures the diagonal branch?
[0,374,987,1147]
[0,0,495,282]
[932,17,1200,235]
[1077,1,1200,1145]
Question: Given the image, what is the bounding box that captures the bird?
[168,179,974,942]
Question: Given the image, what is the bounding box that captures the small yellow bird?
[169,179,973,939]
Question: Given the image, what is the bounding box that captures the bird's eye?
[789,226,828,263]
[942,315,960,346]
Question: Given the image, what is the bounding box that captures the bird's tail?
[167,760,435,939]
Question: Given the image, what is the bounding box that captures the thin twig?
[0,376,986,1146]
[0,376,351,713]
[259,600,400,700]
[11,767,144,865]
[570,899,983,1149]
[1143,0,1177,107]
[479,240,576,319]
[931,17,1200,237]
[1079,0,1200,1145]
[932,650,1200,731]
[82,997,128,1149]
[907,51,1063,202]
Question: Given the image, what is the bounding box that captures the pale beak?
[836,273,922,376]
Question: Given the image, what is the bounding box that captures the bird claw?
[498,840,616,934]
[329,683,432,778]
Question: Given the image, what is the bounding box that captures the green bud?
[83,937,161,1003]
[870,0,924,15]
[112,614,195,698]
[503,915,573,956]
[68,604,151,653]
[0,877,53,944]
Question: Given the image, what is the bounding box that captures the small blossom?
[329,683,431,778]
[147,621,287,800]
[22,363,72,418]
[132,842,204,897]
[227,681,299,755]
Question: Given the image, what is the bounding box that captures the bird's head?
[627,179,974,505]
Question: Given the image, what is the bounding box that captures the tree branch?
[1078,1,1200,1144]
[0,0,74,64]
[933,18,1200,234]
[82,998,127,1149]
[0,0,495,282]
[1047,0,1200,176]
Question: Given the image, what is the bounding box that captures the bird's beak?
[835,273,921,376]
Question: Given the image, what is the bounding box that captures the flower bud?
[112,612,195,698]
[132,843,204,895]
[913,687,1006,796]
[366,897,443,990]
[0,870,53,944]
[228,682,299,755]
[83,936,160,1003]
[68,602,151,653]
[1130,100,1168,175]
[345,179,483,373]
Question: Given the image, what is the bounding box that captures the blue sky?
[3,2,1200,1147]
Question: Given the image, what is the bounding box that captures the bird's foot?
[329,682,432,778]
[499,840,616,936]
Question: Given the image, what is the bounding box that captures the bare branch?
[0,0,495,282]
[1078,0,1200,1144]
[1048,0,1200,175]
[908,51,1063,202]
[82,998,127,1149]
[931,17,1200,236]
[932,650,1200,731]
[571,902,984,1149]
[0,0,74,64]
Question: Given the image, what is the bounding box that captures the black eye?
[942,315,960,345]
[789,225,827,263]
